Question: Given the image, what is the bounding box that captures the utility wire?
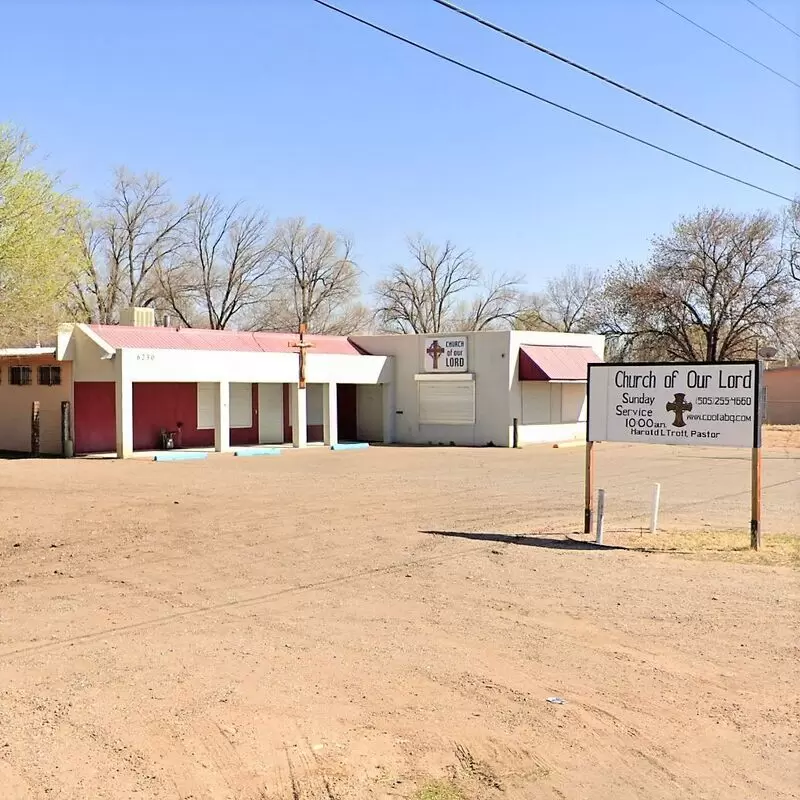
[309,0,795,203]
[743,0,800,40]
[653,0,800,89]
[431,0,800,172]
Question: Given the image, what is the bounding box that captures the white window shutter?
[197,383,216,429]
[418,380,475,425]
[230,383,253,428]
[306,384,324,426]
[521,383,551,424]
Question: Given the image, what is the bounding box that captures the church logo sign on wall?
[424,337,468,372]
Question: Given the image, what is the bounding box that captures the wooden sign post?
[31,401,40,458]
[61,400,72,458]
[584,440,594,535]
[751,446,762,550]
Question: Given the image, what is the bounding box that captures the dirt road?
[0,441,798,798]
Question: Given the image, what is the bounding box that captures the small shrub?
[414,781,466,800]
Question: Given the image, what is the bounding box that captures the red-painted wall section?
[132,382,259,451]
[337,384,358,441]
[75,382,262,453]
[74,382,116,454]
[133,382,211,451]
[283,383,291,443]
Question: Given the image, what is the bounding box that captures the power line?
[309,0,795,203]
[431,0,800,173]
[743,0,800,40]
[653,0,800,89]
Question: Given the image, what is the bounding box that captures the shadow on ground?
[422,530,629,551]
[0,451,60,460]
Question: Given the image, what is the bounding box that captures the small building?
[0,347,73,455]
[350,330,604,447]
[0,309,603,457]
[763,365,800,424]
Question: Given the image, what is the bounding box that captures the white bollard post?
[595,489,606,544]
[650,483,661,534]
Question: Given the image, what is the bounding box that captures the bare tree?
[782,197,800,280]
[598,208,795,362]
[375,236,521,333]
[449,273,524,331]
[517,266,602,332]
[252,217,361,334]
[158,195,278,329]
[70,169,192,322]
[66,219,122,323]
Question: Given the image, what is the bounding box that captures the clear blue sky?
[2,0,798,290]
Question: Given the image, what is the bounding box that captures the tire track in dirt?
[0,545,487,660]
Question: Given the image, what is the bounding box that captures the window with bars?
[10,366,32,386]
[37,366,61,386]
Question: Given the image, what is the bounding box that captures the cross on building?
[288,323,314,389]
[426,339,445,370]
[666,392,692,427]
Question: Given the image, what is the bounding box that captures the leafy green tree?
[0,125,83,343]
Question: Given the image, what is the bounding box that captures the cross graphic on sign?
[288,323,314,389]
[427,339,445,370]
[666,392,692,427]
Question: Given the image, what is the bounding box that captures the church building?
[0,308,604,457]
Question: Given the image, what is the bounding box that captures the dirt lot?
[0,434,798,799]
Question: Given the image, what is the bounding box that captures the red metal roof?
[519,344,598,381]
[89,325,362,356]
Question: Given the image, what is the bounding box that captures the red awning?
[518,345,597,381]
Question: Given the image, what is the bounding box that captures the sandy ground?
[0,435,798,799]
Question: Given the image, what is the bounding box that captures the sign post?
[595,488,605,544]
[31,401,40,458]
[586,361,762,550]
[584,440,594,534]
[650,483,661,535]
[751,445,762,550]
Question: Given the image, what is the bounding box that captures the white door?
[258,383,284,443]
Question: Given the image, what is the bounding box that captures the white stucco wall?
[64,327,115,382]
[118,348,391,385]
[509,331,604,446]
[0,358,73,454]
[353,330,604,447]
[356,384,384,441]
[352,332,514,446]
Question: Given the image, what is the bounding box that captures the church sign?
[587,362,760,449]
[424,336,468,373]
[585,360,764,550]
